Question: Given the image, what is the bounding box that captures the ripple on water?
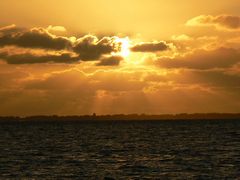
[0,120,239,179]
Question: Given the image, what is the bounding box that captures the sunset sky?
[0,0,240,116]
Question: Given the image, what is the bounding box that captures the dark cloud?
[171,69,240,88]
[186,15,240,30]
[155,47,240,69]
[131,41,170,52]
[0,25,125,63]
[0,52,79,64]
[0,27,71,50]
[214,15,240,29]
[73,35,121,61]
[96,56,123,66]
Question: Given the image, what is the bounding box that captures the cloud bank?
[0,51,79,64]
[1,15,240,116]
[96,56,123,66]
[155,47,240,70]
[131,41,170,52]
[0,25,125,65]
[73,35,121,61]
[0,27,71,50]
[186,15,240,30]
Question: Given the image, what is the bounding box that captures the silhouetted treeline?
[0,113,240,122]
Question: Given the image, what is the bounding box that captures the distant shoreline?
[0,113,240,122]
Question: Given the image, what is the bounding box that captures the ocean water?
[0,120,239,179]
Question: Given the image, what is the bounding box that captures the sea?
[0,120,239,179]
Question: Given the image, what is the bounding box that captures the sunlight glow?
[115,37,131,58]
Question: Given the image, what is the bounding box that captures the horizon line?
[0,113,240,121]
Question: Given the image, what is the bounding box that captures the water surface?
[0,120,239,179]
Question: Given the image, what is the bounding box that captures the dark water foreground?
[0,120,239,179]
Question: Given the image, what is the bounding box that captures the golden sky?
[0,0,240,116]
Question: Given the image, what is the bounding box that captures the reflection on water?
[0,120,239,179]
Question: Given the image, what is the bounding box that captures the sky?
[0,0,240,116]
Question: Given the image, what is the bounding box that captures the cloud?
[0,27,72,50]
[47,25,67,33]
[131,41,170,52]
[171,34,193,41]
[73,35,121,60]
[168,69,240,89]
[0,70,97,116]
[1,66,239,116]
[0,51,79,64]
[96,56,123,66]
[0,70,29,88]
[25,69,91,90]
[0,24,21,34]
[155,47,240,69]
[186,15,240,30]
[0,25,124,63]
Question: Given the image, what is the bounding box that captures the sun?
[115,37,131,58]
